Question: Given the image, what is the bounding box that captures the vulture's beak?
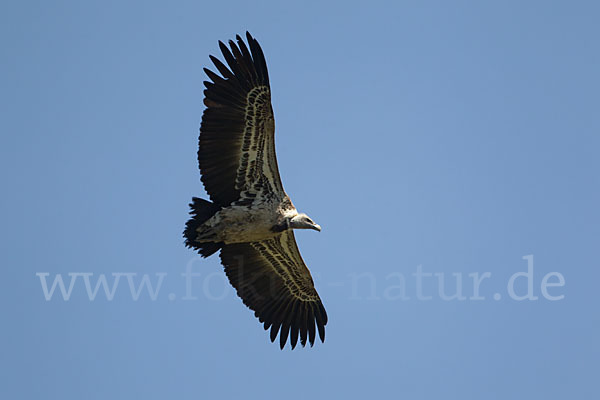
[313,224,321,232]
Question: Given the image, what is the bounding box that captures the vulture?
[183,32,327,350]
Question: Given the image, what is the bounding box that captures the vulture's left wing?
[199,32,285,208]
[220,230,328,349]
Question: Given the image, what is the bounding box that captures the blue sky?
[2,1,598,399]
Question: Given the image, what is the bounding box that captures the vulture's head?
[290,213,321,232]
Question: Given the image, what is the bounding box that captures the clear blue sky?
[2,1,598,399]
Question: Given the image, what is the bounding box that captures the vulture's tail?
[183,197,223,258]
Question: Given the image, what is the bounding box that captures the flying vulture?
[183,32,327,349]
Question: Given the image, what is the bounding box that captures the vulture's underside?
[184,32,327,350]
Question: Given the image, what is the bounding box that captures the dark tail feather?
[184,197,223,258]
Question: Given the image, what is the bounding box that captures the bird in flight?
[184,32,327,349]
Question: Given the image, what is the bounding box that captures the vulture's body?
[183,32,327,350]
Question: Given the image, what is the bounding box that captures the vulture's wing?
[220,230,328,349]
[199,32,284,207]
